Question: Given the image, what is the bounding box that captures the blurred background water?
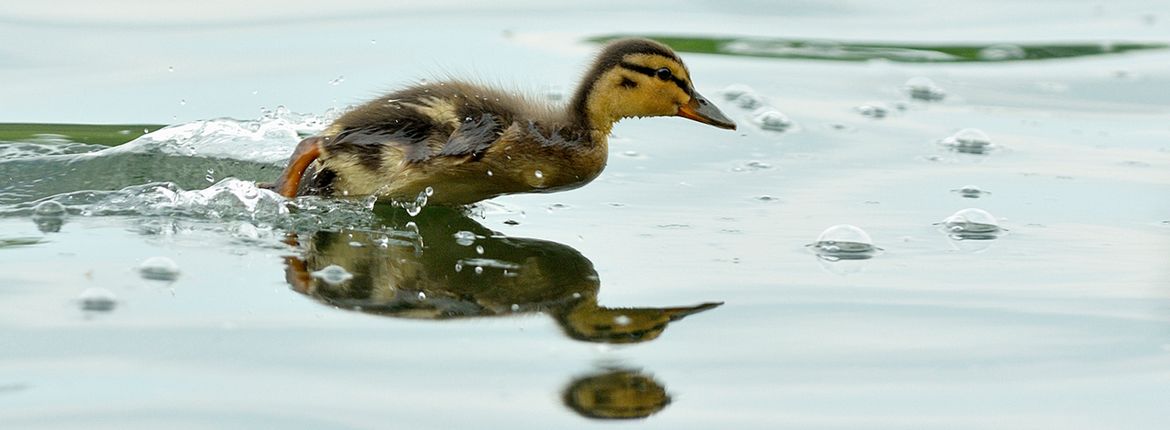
[1,1,1169,429]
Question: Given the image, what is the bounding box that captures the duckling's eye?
[655,68,672,80]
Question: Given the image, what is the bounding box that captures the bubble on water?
[138,256,181,281]
[474,266,484,275]
[370,39,377,45]
[511,303,520,312]
[167,66,175,72]
[752,110,792,132]
[940,128,994,154]
[328,75,345,86]
[453,230,477,246]
[78,287,117,312]
[940,208,1003,240]
[205,169,215,183]
[755,195,779,202]
[951,185,991,198]
[978,44,1027,61]
[31,200,67,233]
[417,291,426,300]
[809,225,878,261]
[475,245,484,255]
[486,170,494,177]
[720,84,755,102]
[33,200,67,216]
[348,241,364,248]
[614,315,632,326]
[454,263,463,272]
[735,93,764,110]
[424,186,434,197]
[734,160,772,172]
[904,77,946,101]
[179,99,186,106]
[310,264,353,285]
[534,170,544,179]
[856,103,889,119]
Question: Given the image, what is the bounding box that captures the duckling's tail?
[269,136,322,198]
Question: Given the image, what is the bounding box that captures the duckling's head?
[571,38,736,134]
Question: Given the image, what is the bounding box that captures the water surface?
[2,1,1170,429]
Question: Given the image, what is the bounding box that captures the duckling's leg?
[272,136,323,198]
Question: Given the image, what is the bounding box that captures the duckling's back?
[302,81,604,204]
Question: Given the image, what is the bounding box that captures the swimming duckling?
[270,38,736,205]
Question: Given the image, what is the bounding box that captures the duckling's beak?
[678,92,736,130]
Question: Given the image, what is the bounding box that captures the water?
[2,1,1170,429]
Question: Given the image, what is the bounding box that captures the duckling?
[270,38,736,205]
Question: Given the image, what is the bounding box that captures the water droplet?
[511,303,520,312]
[370,39,377,45]
[309,264,353,285]
[179,99,186,106]
[475,245,484,255]
[534,170,544,179]
[78,287,117,312]
[417,291,426,300]
[752,110,792,131]
[809,225,878,261]
[940,128,994,154]
[486,170,494,177]
[138,256,181,282]
[941,208,1002,240]
[951,185,991,198]
[474,266,484,275]
[167,66,175,72]
[328,75,345,86]
[571,292,582,299]
[904,77,946,101]
[614,315,631,326]
[978,44,1026,61]
[453,231,477,246]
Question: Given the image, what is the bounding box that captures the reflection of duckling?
[563,369,670,420]
[270,38,735,204]
[284,207,720,343]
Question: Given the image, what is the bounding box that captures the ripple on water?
[809,224,879,261]
[0,141,108,161]
[107,107,337,164]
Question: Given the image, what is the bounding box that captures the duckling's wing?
[437,113,503,159]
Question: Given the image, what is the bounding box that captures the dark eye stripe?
[618,61,692,96]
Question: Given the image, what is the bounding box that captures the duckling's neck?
[568,78,619,141]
